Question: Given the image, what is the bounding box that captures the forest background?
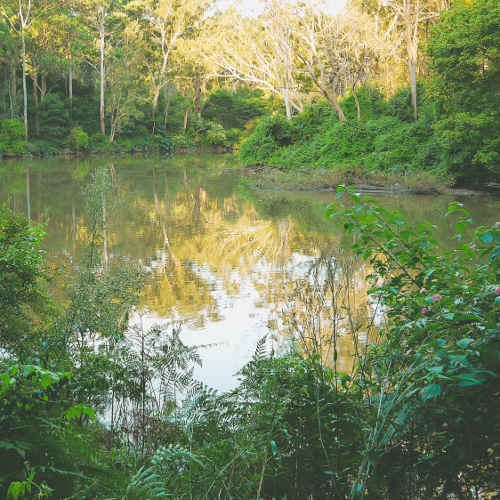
[0,0,499,187]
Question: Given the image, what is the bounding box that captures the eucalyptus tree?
[0,18,17,120]
[288,1,366,122]
[380,0,449,120]
[216,5,305,120]
[27,4,67,137]
[342,7,384,120]
[0,0,58,139]
[129,0,213,132]
[173,17,218,127]
[106,19,143,143]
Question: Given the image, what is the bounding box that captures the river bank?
[240,163,454,195]
[0,142,233,160]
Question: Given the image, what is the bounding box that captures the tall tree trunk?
[99,6,106,134]
[183,107,189,133]
[21,28,28,140]
[405,1,418,121]
[68,53,73,104]
[330,77,346,122]
[352,83,361,121]
[163,96,170,132]
[109,123,116,144]
[151,88,160,133]
[41,74,47,102]
[193,83,202,117]
[33,67,39,135]
[283,84,292,121]
[10,52,18,119]
[152,89,160,120]
[283,46,292,120]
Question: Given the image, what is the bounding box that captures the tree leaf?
[270,440,277,457]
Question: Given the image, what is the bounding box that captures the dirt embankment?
[241,164,495,196]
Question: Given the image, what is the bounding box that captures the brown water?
[2,154,499,390]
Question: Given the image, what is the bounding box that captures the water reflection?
[1,154,499,390]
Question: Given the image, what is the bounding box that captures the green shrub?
[69,126,90,150]
[1,118,24,139]
[90,132,109,147]
[0,119,25,155]
[171,134,195,149]
[159,138,175,155]
[204,122,229,148]
[224,128,243,145]
[37,93,69,140]
[239,115,293,163]
[202,87,271,129]
[340,87,373,121]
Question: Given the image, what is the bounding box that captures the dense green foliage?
[0,86,272,157]
[0,204,50,351]
[426,0,500,185]
[240,86,443,175]
[240,0,500,188]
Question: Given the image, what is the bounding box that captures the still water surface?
[1,154,499,391]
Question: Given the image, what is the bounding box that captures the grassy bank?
[241,163,447,194]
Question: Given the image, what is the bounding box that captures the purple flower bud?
[432,294,443,301]
[495,222,500,226]
[422,307,428,315]
[471,244,477,251]
[495,287,500,296]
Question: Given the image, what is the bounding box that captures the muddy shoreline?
[241,164,495,197]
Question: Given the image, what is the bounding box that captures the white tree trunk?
[99,6,106,134]
[21,27,28,139]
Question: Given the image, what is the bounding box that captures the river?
[1,153,499,391]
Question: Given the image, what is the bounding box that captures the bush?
[69,126,89,150]
[37,93,69,140]
[171,134,195,149]
[90,132,109,147]
[240,115,293,164]
[1,118,24,139]
[325,192,500,494]
[159,138,175,155]
[204,122,229,148]
[0,119,25,155]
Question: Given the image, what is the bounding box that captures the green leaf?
[454,374,485,386]
[82,407,96,419]
[270,440,277,457]
[457,338,474,349]
[65,408,76,422]
[491,246,500,259]
[421,383,441,400]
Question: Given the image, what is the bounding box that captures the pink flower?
[471,244,477,251]
[443,423,448,428]
[495,287,500,296]
[432,431,438,436]
[422,307,428,315]
[433,294,443,301]
[495,222,500,226]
